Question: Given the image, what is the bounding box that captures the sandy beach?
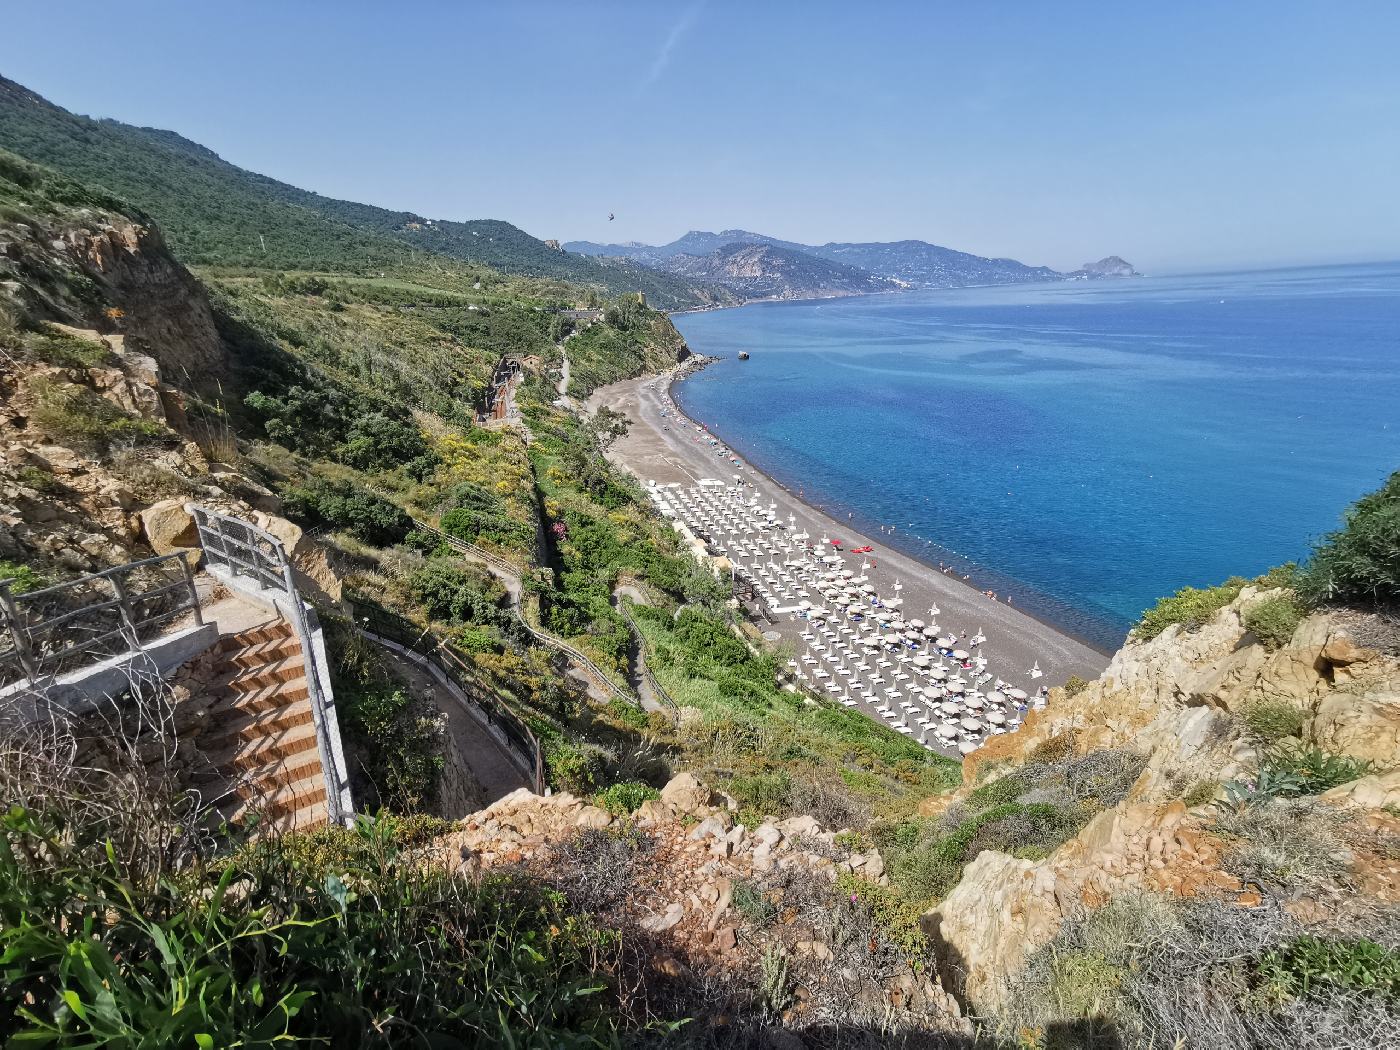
[586,364,1111,698]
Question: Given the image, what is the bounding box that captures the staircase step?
[219,655,308,694]
[206,719,322,772]
[203,701,315,749]
[226,751,324,796]
[213,676,310,715]
[218,620,295,651]
[221,771,329,827]
[222,635,302,668]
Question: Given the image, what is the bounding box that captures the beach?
[586,364,1111,700]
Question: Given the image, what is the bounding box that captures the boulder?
[139,498,198,555]
[575,805,612,829]
[1322,768,1400,810]
[660,772,713,814]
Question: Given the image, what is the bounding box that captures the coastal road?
[587,367,1111,695]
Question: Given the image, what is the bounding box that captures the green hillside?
[0,75,726,309]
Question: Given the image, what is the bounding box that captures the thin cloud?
[644,2,704,87]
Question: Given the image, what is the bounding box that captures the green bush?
[728,770,793,819]
[0,560,45,595]
[1242,699,1306,743]
[1298,469,1400,611]
[281,477,411,545]
[1256,935,1400,999]
[1264,743,1372,795]
[593,780,660,815]
[0,808,627,1047]
[731,877,778,927]
[1134,566,1300,640]
[1062,674,1090,697]
[1243,594,1304,650]
[340,684,444,812]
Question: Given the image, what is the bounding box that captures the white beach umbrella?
[960,718,983,732]
[986,711,1007,726]
[952,649,970,661]
[958,740,978,755]
[936,724,958,739]
[1007,688,1028,701]
[946,681,965,694]
[964,695,985,710]
[985,690,1007,705]
[939,701,961,715]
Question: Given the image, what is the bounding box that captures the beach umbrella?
[936,724,958,739]
[985,690,1007,705]
[986,712,1007,726]
[960,717,983,732]
[952,649,970,661]
[908,619,925,629]
[940,701,961,715]
[964,695,985,710]
[958,740,978,755]
[912,655,931,667]
[946,681,965,694]
[922,625,941,637]
[928,667,948,680]
[935,635,955,648]
[1008,688,1028,701]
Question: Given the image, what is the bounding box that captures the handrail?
[348,597,545,794]
[187,504,349,825]
[616,597,679,718]
[408,518,639,708]
[0,552,201,689]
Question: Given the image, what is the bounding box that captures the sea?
[670,262,1400,652]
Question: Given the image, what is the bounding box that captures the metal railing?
[409,518,639,707]
[188,505,349,825]
[616,598,679,718]
[0,553,201,690]
[349,597,544,793]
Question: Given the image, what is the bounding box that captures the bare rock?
[661,772,713,814]
[575,805,613,829]
[138,498,198,555]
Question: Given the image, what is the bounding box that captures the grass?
[1241,699,1306,743]
[27,377,170,455]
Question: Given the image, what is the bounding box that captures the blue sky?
[4,1,1399,273]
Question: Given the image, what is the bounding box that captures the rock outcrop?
[923,590,1400,1012]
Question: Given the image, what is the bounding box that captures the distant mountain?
[663,242,896,300]
[1069,256,1142,279]
[565,228,1115,300]
[0,76,727,309]
[804,240,1060,287]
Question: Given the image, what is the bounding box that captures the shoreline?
[586,364,1111,693]
[664,362,1118,659]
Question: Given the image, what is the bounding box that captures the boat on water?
[737,351,750,360]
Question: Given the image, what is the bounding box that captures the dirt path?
[373,643,530,815]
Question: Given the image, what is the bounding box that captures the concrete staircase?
[200,620,330,828]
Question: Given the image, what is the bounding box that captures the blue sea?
[671,263,1400,651]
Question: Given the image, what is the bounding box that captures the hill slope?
[664,241,896,300]
[0,76,725,309]
[568,228,1075,294]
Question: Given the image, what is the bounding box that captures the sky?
[4,1,1400,274]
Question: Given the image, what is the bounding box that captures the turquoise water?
[671,263,1400,650]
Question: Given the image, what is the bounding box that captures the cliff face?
[921,589,1400,1012]
[2,204,226,384]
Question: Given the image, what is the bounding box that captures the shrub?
[280,477,412,545]
[1242,699,1306,743]
[0,808,626,1047]
[1135,577,1251,640]
[731,877,778,927]
[340,684,444,812]
[1063,674,1090,697]
[1256,935,1400,999]
[547,740,608,794]
[1298,469,1400,611]
[1244,594,1305,650]
[727,770,793,819]
[28,377,169,454]
[593,780,660,815]
[1264,743,1372,795]
[338,411,434,473]
[0,560,45,595]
